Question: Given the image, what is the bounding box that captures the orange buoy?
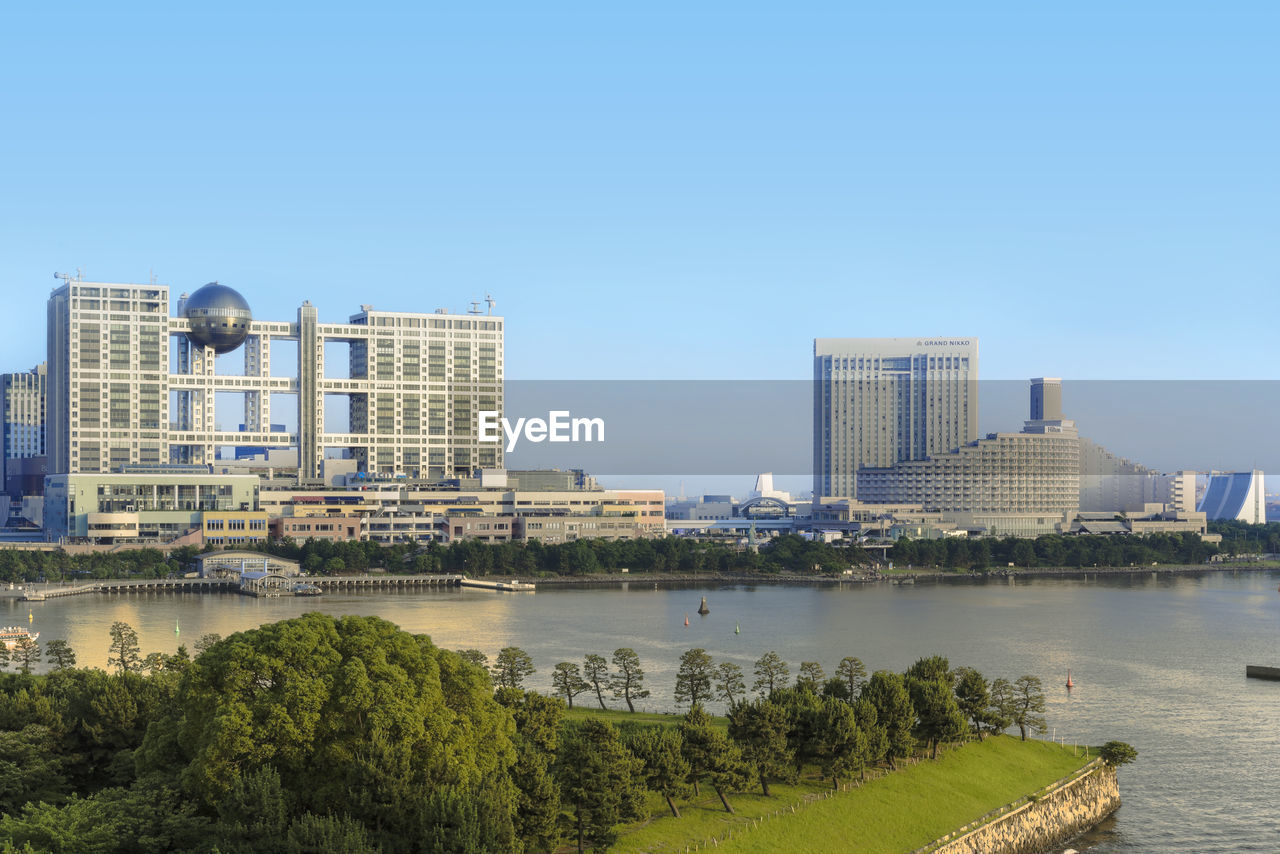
[1066,669,1075,690]
[684,613,689,626]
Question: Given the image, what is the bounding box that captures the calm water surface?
[8,570,1280,853]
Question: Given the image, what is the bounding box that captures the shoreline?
[3,562,1272,601]
[508,561,1277,587]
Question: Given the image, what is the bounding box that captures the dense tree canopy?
[137,613,519,853]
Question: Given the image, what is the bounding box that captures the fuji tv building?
[46,278,503,481]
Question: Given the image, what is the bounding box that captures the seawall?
[920,759,1119,854]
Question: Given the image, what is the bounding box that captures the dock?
[1246,665,1280,681]
[459,577,535,592]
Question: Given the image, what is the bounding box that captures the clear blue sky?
[3,1,1277,385]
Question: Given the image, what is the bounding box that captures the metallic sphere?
[183,283,252,353]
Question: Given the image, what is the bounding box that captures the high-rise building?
[1,363,46,489]
[855,377,1078,522]
[46,277,502,481]
[813,337,978,499]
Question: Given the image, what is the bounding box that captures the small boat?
[0,626,39,650]
[1066,669,1075,690]
[684,614,689,627]
[697,596,710,615]
[293,583,324,597]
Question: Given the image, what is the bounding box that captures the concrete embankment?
[916,759,1119,854]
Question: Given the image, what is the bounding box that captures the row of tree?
[14,520,1280,585]
[1209,520,1280,555]
[889,531,1216,570]
[492,651,1061,850]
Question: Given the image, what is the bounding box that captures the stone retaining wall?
[925,760,1120,854]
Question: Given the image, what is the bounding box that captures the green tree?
[752,650,790,697]
[11,636,40,674]
[814,696,867,789]
[108,621,142,673]
[674,648,714,708]
[905,654,951,684]
[495,689,563,853]
[835,656,867,698]
[556,718,645,853]
[714,661,746,709]
[796,661,825,693]
[458,648,490,671]
[492,646,537,690]
[820,676,852,702]
[986,677,1014,737]
[285,811,379,854]
[771,686,824,774]
[212,764,289,852]
[1012,540,1036,566]
[582,653,610,710]
[853,697,888,778]
[193,633,222,656]
[1101,740,1138,767]
[953,667,992,740]
[551,662,590,709]
[609,648,650,713]
[626,726,691,818]
[166,646,192,673]
[0,778,209,854]
[678,705,750,813]
[728,698,795,796]
[136,614,519,853]
[908,673,967,759]
[1010,675,1048,740]
[0,725,69,814]
[861,671,915,769]
[44,638,77,671]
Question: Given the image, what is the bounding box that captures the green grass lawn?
[563,705,729,733]
[609,736,1091,854]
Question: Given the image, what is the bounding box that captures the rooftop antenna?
[485,294,496,315]
[468,300,482,315]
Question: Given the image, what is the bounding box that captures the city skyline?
[4,4,1279,384]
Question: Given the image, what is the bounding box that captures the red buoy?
[1066,669,1075,690]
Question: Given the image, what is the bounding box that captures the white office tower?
[813,337,978,499]
[47,277,502,481]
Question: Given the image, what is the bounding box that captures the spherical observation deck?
[183,283,252,354]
